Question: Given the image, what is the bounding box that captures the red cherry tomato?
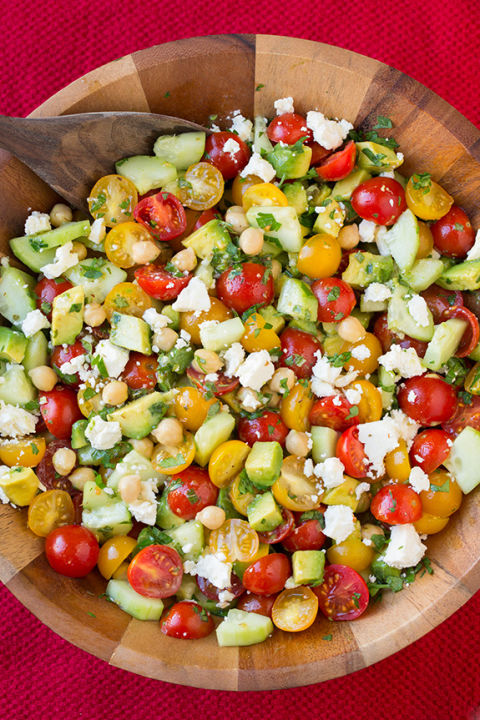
[398,376,457,425]
[45,525,99,578]
[35,277,73,321]
[133,191,187,242]
[421,284,463,323]
[312,278,356,323]
[409,429,452,474]
[166,467,218,520]
[161,600,214,639]
[373,313,428,357]
[431,205,475,258]
[371,484,422,525]
[440,305,479,357]
[315,141,356,182]
[351,177,406,226]
[443,395,480,436]
[238,411,289,448]
[196,573,244,602]
[128,544,183,598]
[267,113,313,145]
[121,352,158,390]
[309,395,360,432]
[308,142,331,166]
[279,327,322,379]
[39,386,83,439]
[282,512,326,552]
[186,367,239,397]
[194,208,221,230]
[204,131,250,180]
[51,339,85,386]
[258,508,294,544]
[242,553,291,596]
[216,263,274,314]
[236,593,276,617]
[314,564,369,621]
[36,439,76,494]
[134,264,191,300]
[336,426,370,479]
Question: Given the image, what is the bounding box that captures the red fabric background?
[1,1,479,718]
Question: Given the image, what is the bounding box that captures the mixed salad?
[1,96,480,646]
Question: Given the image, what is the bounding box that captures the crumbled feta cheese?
[363,283,392,303]
[0,403,38,437]
[284,576,300,589]
[355,481,370,500]
[230,112,253,142]
[345,387,362,405]
[274,96,295,115]
[21,309,50,337]
[357,410,419,478]
[128,478,159,525]
[306,111,353,150]
[182,543,193,554]
[238,388,262,411]
[389,409,419,448]
[358,219,377,244]
[379,170,395,179]
[59,353,92,382]
[303,458,314,477]
[332,395,342,406]
[205,372,219,383]
[223,342,245,378]
[217,589,236,607]
[240,152,276,183]
[311,352,358,397]
[407,294,430,328]
[409,466,430,493]
[94,339,129,378]
[0,484,10,505]
[89,218,106,245]
[40,241,79,279]
[407,390,417,403]
[396,152,404,164]
[85,415,122,450]
[222,138,240,159]
[312,353,342,385]
[0,256,9,268]
[235,350,275,391]
[351,344,371,361]
[25,210,51,235]
[466,229,480,260]
[383,524,426,569]
[323,505,355,543]
[183,552,232,589]
[142,307,171,333]
[172,277,211,313]
[379,344,425,379]
[314,457,345,489]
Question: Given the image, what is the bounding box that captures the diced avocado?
[356,142,402,173]
[292,550,325,585]
[342,251,394,288]
[0,364,36,407]
[51,285,84,346]
[156,490,185,529]
[0,466,39,506]
[9,220,91,273]
[245,441,283,488]
[176,574,198,601]
[153,132,206,170]
[259,305,285,334]
[0,327,28,363]
[0,266,36,326]
[422,318,467,371]
[161,304,180,330]
[313,199,345,237]
[107,449,164,490]
[401,258,444,292]
[106,579,164,620]
[469,341,480,362]
[311,426,340,463]
[82,481,132,541]
[322,476,360,511]
[246,206,303,253]
[109,392,166,439]
[217,486,243,520]
[168,520,205,561]
[444,426,480,494]
[383,209,419,272]
[182,219,230,260]
[216,608,273,647]
[288,318,319,336]
[332,169,371,201]
[110,312,151,354]
[194,411,235,466]
[283,182,308,215]
[71,419,88,449]
[253,116,274,156]
[23,331,48,371]
[266,143,312,180]
[247,492,282,532]
[387,284,434,342]
[277,277,318,323]
[307,183,332,208]
[65,258,127,304]
[199,317,244,352]
[115,156,177,195]
[323,333,344,356]
[437,258,480,291]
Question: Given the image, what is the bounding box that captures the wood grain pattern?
[1,33,480,691]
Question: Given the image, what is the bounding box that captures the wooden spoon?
[0,112,209,209]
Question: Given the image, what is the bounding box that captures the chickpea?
[84,303,106,327]
[285,430,310,457]
[196,505,226,530]
[102,380,128,406]
[154,328,178,352]
[28,365,57,391]
[337,224,360,250]
[130,438,154,459]
[239,227,264,255]
[69,467,96,491]
[151,417,184,446]
[267,391,281,408]
[192,349,223,374]
[50,203,73,227]
[118,474,142,504]
[52,447,77,476]
[269,367,295,395]
[225,205,249,234]
[171,247,197,272]
[71,241,87,260]
[271,258,282,280]
[361,523,384,545]
[131,240,160,265]
[338,315,367,343]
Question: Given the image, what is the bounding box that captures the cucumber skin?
[194,412,235,466]
[216,609,273,647]
[106,579,164,620]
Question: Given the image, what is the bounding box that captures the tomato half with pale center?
[134,264,191,300]
[271,586,318,631]
[127,544,183,598]
[314,564,369,621]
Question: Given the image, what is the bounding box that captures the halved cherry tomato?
[35,277,73,321]
[103,281,153,321]
[193,208,221,230]
[272,586,318,631]
[186,367,239,397]
[180,297,232,345]
[174,386,216,431]
[385,439,411,483]
[51,339,85,386]
[243,554,291,596]
[241,312,281,353]
[348,379,383,424]
[105,221,154,268]
[183,162,224,211]
[258,508,295,545]
[440,305,479,357]
[27,489,75,537]
[336,426,369,479]
[88,174,138,227]
[236,593,276,617]
[272,455,322,512]
[280,382,314,432]
[134,264,191,300]
[45,525,99,578]
[204,131,250,180]
[398,375,457,424]
[421,285,463,323]
[128,544,183,598]
[308,141,331,166]
[267,113,313,145]
[312,277,356,323]
[0,437,46,468]
[216,262,274,314]
[444,395,480,436]
[351,177,406,225]
[152,432,196,475]
[196,572,244,602]
[309,395,359,432]
[297,233,341,279]
[39,386,83,439]
[209,518,260,563]
[134,191,186,241]
[238,410,289,447]
[282,511,326,552]
[241,182,289,212]
[405,175,454,221]
[161,601,215,639]
[315,141,356,181]
[97,535,137,580]
[208,440,250,488]
[373,312,428,357]
[431,205,475,258]
[314,564,368,621]
[166,466,218,518]
[419,469,462,518]
[279,327,322,379]
[121,352,158,390]
[36,439,75,493]
[371,485,422,524]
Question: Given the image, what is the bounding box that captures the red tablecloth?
[1,1,479,718]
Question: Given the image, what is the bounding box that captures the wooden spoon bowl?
[1,34,480,691]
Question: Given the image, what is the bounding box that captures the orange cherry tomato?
[209,518,260,562]
[151,432,196,475]
[183,162,224,210]
[179,297,232,345]
[97,535,138,579]
[27,489,75,537]
[88,174,138,227]
[0,437,46,467]
[297,233,341,279]
[103,281,153,321]
[174,386,216,432]
[105,221,155,268]
[272,586,318,632]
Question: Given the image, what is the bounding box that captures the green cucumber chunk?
[253,116,274,155]
[71,419,88,449]
[311,426,340,463]
[422,318,467,371]
[444,426,480,493]
[156,491,185,529]
[247,491,282,532]
[106,579,164,620]
[115,156,177,195]
[0,364,36,406]
[282,182,308,215]
[107,449,164,490]
[437,258,480,291]
[0,327,28,363]
[0,266,36,326]
[64,258,127,303]
[401,258,444,292]
[51,285,84,346]
[246,206,303,253]
[292,550,325,585]
[245,441,283,488]
[216,608,273,647]
[387,285,434,342]
[383,209,419,272]
[110,312,152,354]
[82,481,132,541]
[277,277,318,322]
[109,392,166,439]
[342,252,394,288]
[23,331,48,371]
[168,520,205,561]
[153,132,206,170]
[258,305,286,334]
[9,220,90,272]
[194,412,235,466]
[199,317,245,352]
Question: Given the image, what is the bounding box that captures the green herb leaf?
[412,172,432,194]
[373,116,393,129]
[256,212,282,232]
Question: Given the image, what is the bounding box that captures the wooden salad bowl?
[1,34,480,691]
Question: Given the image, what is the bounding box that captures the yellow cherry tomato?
[416,221,434,259]
[272,455,323,512]
[405,175,454,221]
[280,381,314,432]
[27,489,75,537]
[297,233,341,279]
[464,363,480,395]
[179,297,232,345]
[174,386,216,432]
[208,440,251,488]
[343,332,383,375]
[327,524,375,572]
[272,586,318,632]
[242,182,289,212]
[97,535,137,580]
[183,162,224,211]
[103,281,153,321]
[104,221,155,269]
[229,473,260,516]
[0,437,46,467]
[241,312,281,353]
[231,174,263,206]
[77,383,104,418]
[346,379,382,423]
[151,432,195,475]
[88,174,138,227]
[385,439,411,483]
[209,518,260,562]
[414,512,449,535]
[112,561,130,581]
[419,469,462,518]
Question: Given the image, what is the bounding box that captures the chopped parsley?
[412,172,432,194]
